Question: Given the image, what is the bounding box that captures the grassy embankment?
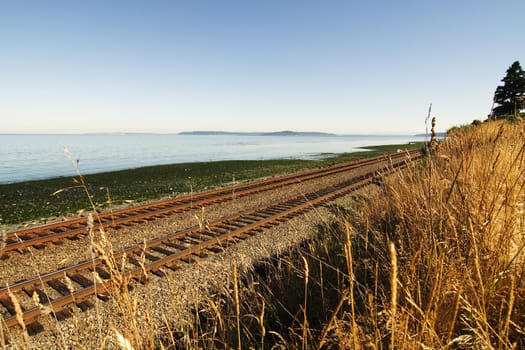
[0,143,422,227]
[199,119,523,349]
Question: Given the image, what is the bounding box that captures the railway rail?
[0,150,421,333]
[2,149,420,255]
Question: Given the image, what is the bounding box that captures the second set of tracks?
[0,149,422,333]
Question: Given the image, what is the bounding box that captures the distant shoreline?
[178,130,337,136]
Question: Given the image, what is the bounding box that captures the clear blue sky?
[1,0,523,134]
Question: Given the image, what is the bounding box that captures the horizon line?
[1,130,438,136]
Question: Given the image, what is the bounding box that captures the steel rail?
[0,150,420,331]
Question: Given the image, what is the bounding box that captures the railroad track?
[2,150,420,255]
[0,150,421,333]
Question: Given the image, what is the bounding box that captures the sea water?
[0,134,426,184]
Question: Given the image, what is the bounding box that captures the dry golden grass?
[339,119,525,349]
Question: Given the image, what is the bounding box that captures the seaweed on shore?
[0,143,423,227]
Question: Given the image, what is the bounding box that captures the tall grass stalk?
[389,241,397,349]
[344,223,358,349]
[301,256,309,350]
[233,262,241,350]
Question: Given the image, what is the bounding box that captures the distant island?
[414,132,447,138]
[179,130,337,137]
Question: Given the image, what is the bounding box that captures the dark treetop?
[492,61,525,119]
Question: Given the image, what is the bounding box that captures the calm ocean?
[0,133,426,184]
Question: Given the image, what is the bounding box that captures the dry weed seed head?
[0,231,6,252]
[139,239,148,280]
[31,290,40,306]
[64,273,76,296]
[114,327,134,350]
[8,288,26,332]
[87,212,94,232]
[31,291,52,316]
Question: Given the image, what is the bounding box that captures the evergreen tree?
[492,61,525,119]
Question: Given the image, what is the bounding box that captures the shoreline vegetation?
[0,143,423,227]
